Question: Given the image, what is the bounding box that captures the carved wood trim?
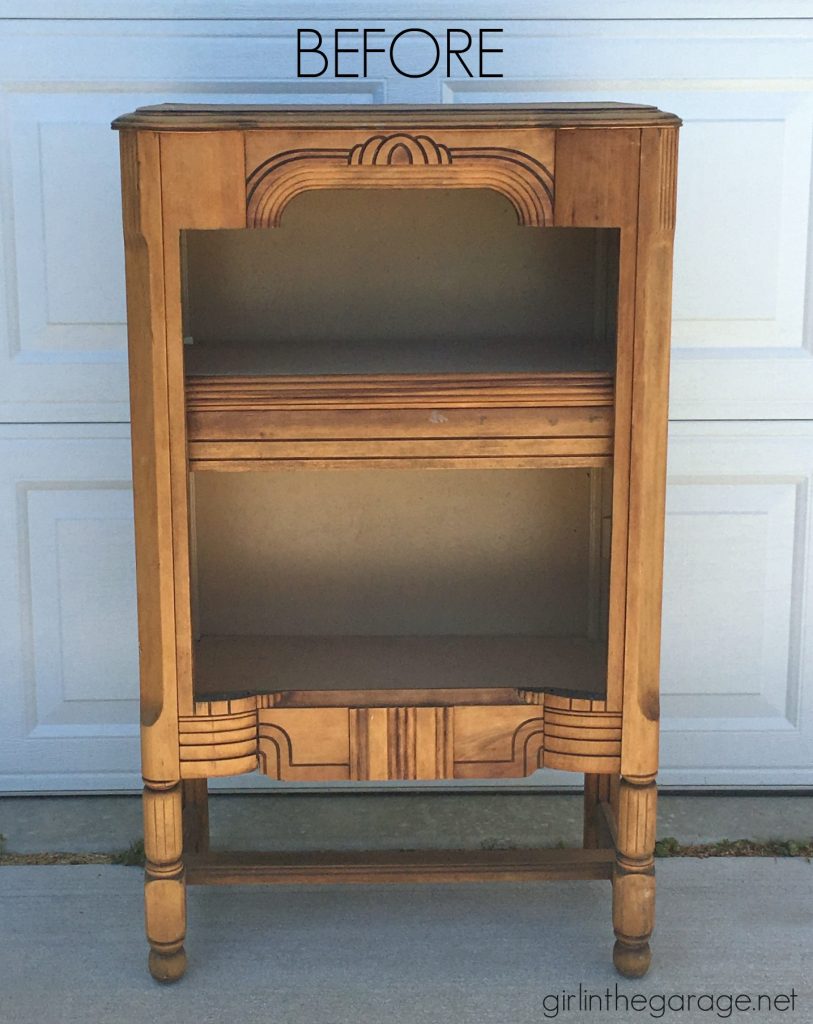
[543,694,622,773]
[186,373,614,412]
[657,129,678,232]
[184,372,614,470]
[143,783,184,875]
[114,103,681,133]
[246,132,554,228]
[179,693,621,781]
[179,697,258,778]
[348,132,452,166]
[616,777,658,866]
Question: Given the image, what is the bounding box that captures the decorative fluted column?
[612,776,657,977]
[143,782,187,982]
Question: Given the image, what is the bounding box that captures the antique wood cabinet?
[113,102,679,983]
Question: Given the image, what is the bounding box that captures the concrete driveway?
[0,858,810,1024]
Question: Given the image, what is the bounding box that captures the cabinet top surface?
[112,101,680,131]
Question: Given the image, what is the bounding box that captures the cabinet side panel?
[158,131,246,717]
[554,128,641,713]
[621,127,678,778]
[120,130,179,783]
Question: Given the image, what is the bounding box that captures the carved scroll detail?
[246,133,554,228]
[179,696,259,779]
[543,694,622,773]
[348,132,452,166]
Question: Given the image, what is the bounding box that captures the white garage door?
[1,2,811,790]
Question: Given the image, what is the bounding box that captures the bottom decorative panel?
[180,694,621,781]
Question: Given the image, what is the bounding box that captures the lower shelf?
[193,634,607,704]
[185,847,615,886]
[181,634,617,783]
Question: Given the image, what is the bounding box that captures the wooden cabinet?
[113,102,679,982]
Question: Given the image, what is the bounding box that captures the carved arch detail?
[246,132,554,228]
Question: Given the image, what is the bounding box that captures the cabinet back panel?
[192,468,595,637]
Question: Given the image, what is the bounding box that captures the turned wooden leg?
[143,781,187,983]
[612,775,656,978]
[583,773,612,849]
[182,778,210,855]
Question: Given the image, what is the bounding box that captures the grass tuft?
[110,838,146,867]
[0,837,146,867]
[654,836,813,860]
[1,835,811,865]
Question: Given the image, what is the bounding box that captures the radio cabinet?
[114,101,679,982]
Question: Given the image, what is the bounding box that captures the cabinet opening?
[181,188,619,378]
[190,467,611,701]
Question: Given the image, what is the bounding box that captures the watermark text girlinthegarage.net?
[541,984,799,1019]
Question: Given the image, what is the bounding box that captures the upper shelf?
[113,101,681,132]
[181,191,620,378]
[184,338,615,378]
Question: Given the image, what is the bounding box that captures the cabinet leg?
[612,775,656,978]
[143,781,187,983]
[183,778,210,855]
[583,773,611,849]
